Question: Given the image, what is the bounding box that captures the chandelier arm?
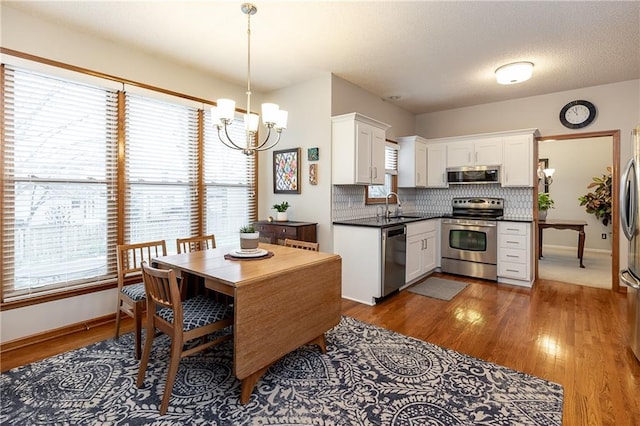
[253,126,274,150]
[255,130,282,152]
[218,124,245,151]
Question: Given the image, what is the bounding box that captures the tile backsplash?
[333,184,533,221]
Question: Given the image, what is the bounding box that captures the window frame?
[0,50,258,309]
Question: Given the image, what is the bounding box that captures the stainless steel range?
[441,197,504,280]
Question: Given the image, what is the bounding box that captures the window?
[124,93,199,251]
[2,66,118,301]
[366,142,398,204]
[203,112,257,246]
[1,59,258,304]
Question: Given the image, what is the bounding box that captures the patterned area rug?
[1,317,563,425]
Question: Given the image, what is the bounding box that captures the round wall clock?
[559,100,597,129]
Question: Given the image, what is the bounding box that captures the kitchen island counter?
[333,214,442,228]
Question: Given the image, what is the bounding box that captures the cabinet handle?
[506,228,519,232]
[374,167,378,178]
[506,254,518,258]
[506,241,518,244]
[506,269,519,273]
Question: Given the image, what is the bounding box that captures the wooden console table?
[538,219,588,268]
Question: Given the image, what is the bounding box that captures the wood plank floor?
[2,273,639,425]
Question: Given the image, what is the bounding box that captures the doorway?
[535,130,621,292]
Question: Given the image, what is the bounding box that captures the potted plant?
[578,166,612,226]
[239,224,260,251]
[272,201,290,222]
[538,192,554,221]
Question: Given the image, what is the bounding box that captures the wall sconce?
[543,168,555,185]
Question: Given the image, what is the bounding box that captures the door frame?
[535,130,621,292]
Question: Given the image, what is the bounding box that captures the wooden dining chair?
[115,240,167,360]
[176,234,216,254]
[137,261,233,415]
[284,238,319,251]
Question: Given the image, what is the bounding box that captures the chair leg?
[134,302,144,360]
[114,299,122,339]
[160,336,183,415]
[136,321,156,388]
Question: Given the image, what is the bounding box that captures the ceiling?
[4,1,640,114]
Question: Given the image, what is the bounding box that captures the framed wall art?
[307,147,319,161]
[273,148,301,194]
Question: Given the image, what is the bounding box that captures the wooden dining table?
[152,243,342,404]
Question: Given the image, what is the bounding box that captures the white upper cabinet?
[332,113,391,185]
[446,137,503,168]
[397,136,427,187]
[502,133,535,187]
[426,143,448,188]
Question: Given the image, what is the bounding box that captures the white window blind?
[2,66,118,300]
[203,111,257,246]
[124,94,199,253]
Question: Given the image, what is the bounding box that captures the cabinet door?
[406,233,424,283]
[415,140,427,187]
[474,138,503,166]
[422,232,437,272]
[370,126,386,185]
[446,141,473,167]
[427,144,447,187]
[502,134,533,187]
[355,121,373,184]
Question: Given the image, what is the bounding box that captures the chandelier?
[212,3,288,156]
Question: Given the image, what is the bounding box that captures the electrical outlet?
[601,233,607,239]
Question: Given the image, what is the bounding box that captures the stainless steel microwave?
[446,166,500,184]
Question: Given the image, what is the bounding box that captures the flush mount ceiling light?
[211,3,288,155]
[495,61,534,85]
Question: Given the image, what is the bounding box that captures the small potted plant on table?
[538,192,554,221]
[272,201,290,222]
[239,225,260,251]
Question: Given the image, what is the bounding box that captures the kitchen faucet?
[385,192,401,218]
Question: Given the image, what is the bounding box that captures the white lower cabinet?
[406,220,439,283]
[333,225,382,305]
[497,221,533,287]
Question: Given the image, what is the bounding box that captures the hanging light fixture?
[495,61,534,85]
[212,3,288,155]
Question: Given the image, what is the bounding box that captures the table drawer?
[499,248,527,264]
[499,234,527,250]
[498,261,528,279]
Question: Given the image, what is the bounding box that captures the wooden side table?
[538,219,588,268]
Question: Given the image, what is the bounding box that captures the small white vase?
[276,211,288,222]
[538,210,547,221]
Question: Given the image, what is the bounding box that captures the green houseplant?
[239,224,259,250]
[578,166,612,226]
[538,192,554,221]
[272,201,290,222]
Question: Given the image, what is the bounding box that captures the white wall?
[257,74,334,250]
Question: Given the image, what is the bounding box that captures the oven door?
[441,219,498,264]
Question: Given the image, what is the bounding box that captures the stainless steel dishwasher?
[381,224,406,298]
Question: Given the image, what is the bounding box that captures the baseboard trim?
[0,314,116,354]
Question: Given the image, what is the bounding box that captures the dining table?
[152,243,342,404]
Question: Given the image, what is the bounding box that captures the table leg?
[538,226,544,258]
[578,228,586,268]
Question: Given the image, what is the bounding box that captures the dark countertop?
[333,214,534,228]
[333,214,442,228]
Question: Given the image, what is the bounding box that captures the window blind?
[203,111,257,246]
[2,66,118,301]
[124,94,199,253]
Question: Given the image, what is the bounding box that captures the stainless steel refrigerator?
[621,126,640,361]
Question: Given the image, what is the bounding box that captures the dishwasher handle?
[384,226,406,238]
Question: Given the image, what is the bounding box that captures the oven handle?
[442,219,497,228]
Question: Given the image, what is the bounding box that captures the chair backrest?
[117,240,167,288]
[176,234,216,254]
[284,238,319,251]
[140,261,183,325]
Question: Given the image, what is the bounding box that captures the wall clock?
[559,100,597,129]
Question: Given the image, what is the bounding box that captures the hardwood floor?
[2,273,639,425]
